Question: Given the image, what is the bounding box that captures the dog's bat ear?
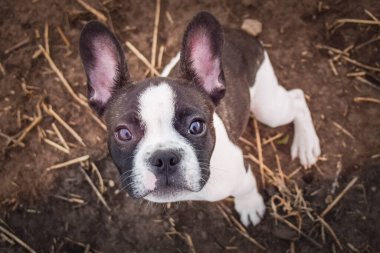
[180,12,225,104]
[79,21,129,115]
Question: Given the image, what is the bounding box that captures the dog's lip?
[148,184,196,197]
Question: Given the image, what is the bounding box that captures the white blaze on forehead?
[138,82,176,135]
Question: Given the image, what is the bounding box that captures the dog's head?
[79,12,225,202]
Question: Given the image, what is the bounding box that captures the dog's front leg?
[232,166,265,227]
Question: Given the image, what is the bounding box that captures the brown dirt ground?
[0,0,379,252]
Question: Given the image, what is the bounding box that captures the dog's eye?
[115,127,133,141]
[188,120,205,135]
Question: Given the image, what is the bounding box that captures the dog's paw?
[234,192,265,227]
[291,121,321,168]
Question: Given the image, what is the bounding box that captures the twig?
[56,27,71,47]
[79,167,111,212]
[4,37,30,55]
[253,119,265,187]
[38,45,87,106]
[42,103,86,147]
[353,97,380,104]
[46,155,90,171]
[150,0,161,76]
[321,176,358,217]
[0,225,38,253]
[125,41,160,76]
[76,0,107,22]
[332,121,355,140]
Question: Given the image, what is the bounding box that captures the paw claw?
[291,124,320,167]
[235,192,265,227]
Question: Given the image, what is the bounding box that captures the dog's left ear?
[180,12,225,104]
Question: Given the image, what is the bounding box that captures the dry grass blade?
[0,225,38,253]
[328,59,338,76]
[218,204,266,250]
[315,44,349,56]
[355,35,380,50]
[183,232,197,253]
[364,9,380,23]
[321,176,358,217]
[14,102,43,145]
[0,132,25,147]
[56,26,71,47]
[150,0,161,76]
[38,45,87,106]
[0,62,6,75]
[51,123,70,151]
[76,0,107,22]
[44,22,49,56]
[4,37,30,55]
[42,103,86,147]
[341,56,380,72]
[125,41,160,76]
[274,214,322,248]
[239,136,256,149]
[52,194,85,204]
[317,216,343,249]
[332,121,355,140]
[335,18,380,26]
[353,97,380,104]
[262,132,284,145]
[46,155,90,171]
[157,45,165,69]
[79,167,111,212]
[253,119,265,187]
[91,162,105,194]
[43,138,70,154]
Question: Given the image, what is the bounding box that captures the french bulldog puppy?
[79,12,320,226]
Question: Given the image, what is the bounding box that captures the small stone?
[108,180,115,188]
[241,19,262,37]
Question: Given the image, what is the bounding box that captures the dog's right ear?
[79,21,129,115]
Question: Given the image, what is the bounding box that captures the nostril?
[169,157,178,166]
[154,158,163,168]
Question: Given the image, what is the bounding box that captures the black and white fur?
[79,12,320,226]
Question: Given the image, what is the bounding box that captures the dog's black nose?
[150,150,181,175]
